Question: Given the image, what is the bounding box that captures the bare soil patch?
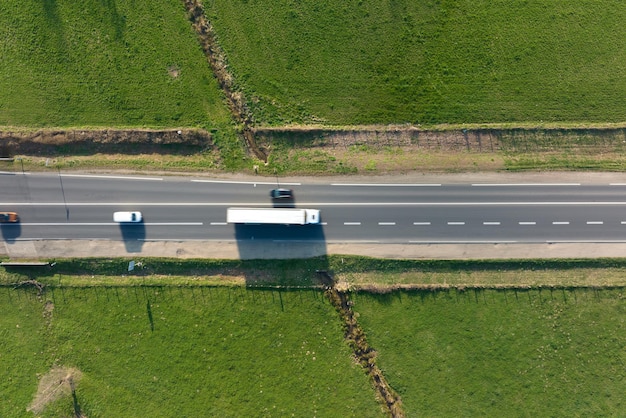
[28,366,83,416]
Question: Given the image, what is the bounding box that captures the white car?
[113,211,143,223]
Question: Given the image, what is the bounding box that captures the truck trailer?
[226,207,320,225]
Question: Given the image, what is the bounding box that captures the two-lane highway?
[2,172,626,244]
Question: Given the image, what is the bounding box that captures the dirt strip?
[4,240,626,260]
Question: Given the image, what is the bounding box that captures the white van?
[113,211,143,223]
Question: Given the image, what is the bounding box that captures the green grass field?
[207,0,626,126]
[4,258,626,416]
[354,288,626,416]
[0,0,231,128]
[0,286,382,417]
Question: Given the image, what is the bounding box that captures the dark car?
[270,188,294,199]
[0,212,19,223]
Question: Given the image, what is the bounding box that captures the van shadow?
[234,223,327,261]
[118,223,146,253]
[0,223,21,244]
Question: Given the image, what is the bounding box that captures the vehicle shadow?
[233,223,327,260]
[234,223,331,289]
[271,198,296,208]
[0,223,21,244]
[118,223,146,253]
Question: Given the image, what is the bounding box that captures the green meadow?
[0,0,231,128]
[207,0,626,125]
[4,258,626,416]
[354,288,626,416]
[0,286,382,417]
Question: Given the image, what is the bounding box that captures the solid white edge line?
[60,174,163,181]
[192,179,301,185]
[19,222,203,226]
[472,183,581,186]
[546,240,626,243]
[5,201,626,206]
[409,240,518,244]
[331,183,441,187]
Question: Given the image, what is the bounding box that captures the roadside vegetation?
[3,257,626,416]
[3,1,626,175]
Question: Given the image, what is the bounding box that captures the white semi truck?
[226,207,320,225]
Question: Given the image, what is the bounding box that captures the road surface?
[2,171,626,259]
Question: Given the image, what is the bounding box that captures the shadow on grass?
[233,223,330,288]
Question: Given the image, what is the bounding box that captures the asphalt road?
[3,171,626,259]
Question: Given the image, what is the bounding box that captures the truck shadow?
[233,224,327,260]
[118,223,146,253]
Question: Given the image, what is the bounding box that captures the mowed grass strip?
[0,0,230,128]
[207,0,626,125]
[354,288,626,416]
[0,286,383,417]
[330,256,626,288]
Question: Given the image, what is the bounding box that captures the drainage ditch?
[318,271,404,417]
[181,0,268,162]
